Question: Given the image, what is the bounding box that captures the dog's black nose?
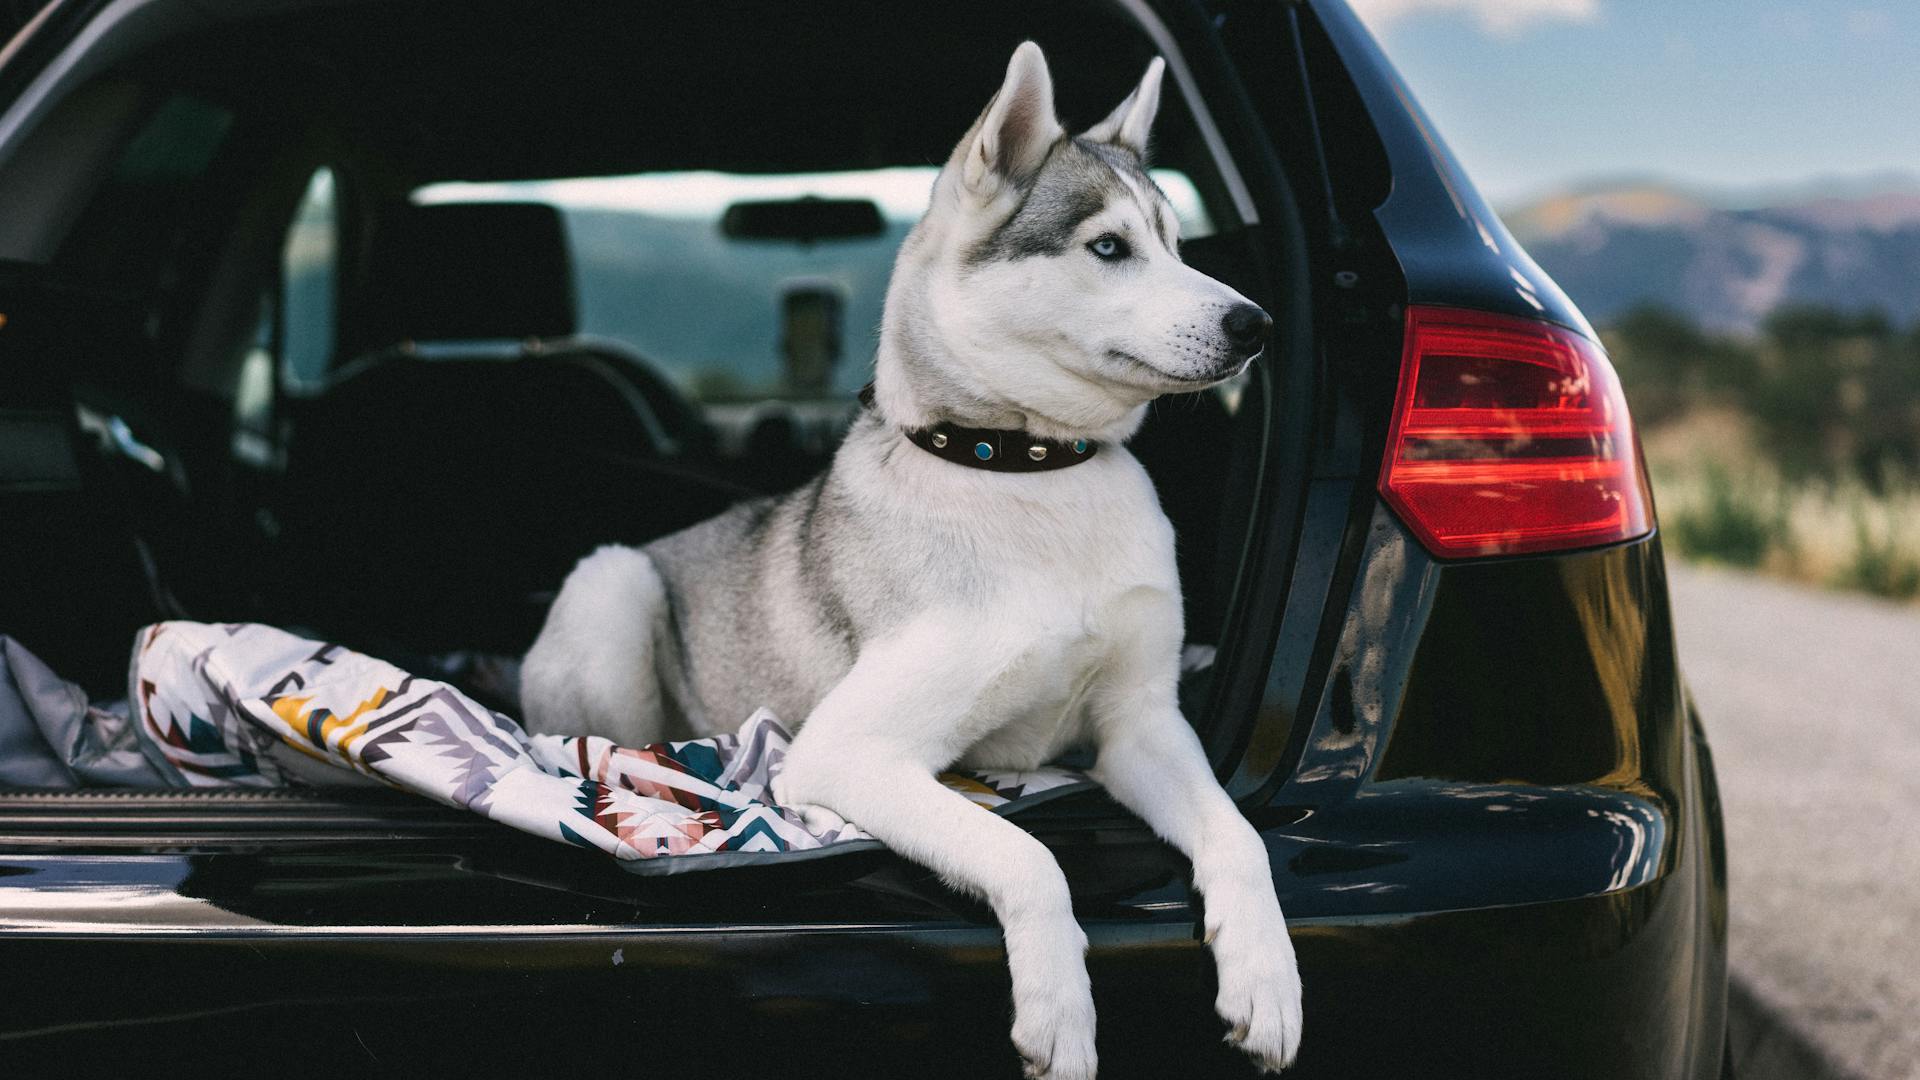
[1222,303,1272,357]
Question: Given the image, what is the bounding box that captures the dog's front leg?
[1089,607,1302,1072]
[771,623,1097,1080]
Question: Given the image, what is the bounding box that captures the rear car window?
[412,167,1214,406]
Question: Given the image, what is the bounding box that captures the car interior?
[0,0,1297,780]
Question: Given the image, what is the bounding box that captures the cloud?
[1347,0,1599,37]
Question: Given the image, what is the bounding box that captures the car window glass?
[229,294,278,466]
[231,167,339,465]
[280,167,339,393]
[411,167,1215,406]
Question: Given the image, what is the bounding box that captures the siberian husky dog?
[522,42,1302,1077]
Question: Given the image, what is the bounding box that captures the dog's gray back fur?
[641,412,904,734]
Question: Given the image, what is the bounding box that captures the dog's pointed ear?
[1083,56,1165,158]
[959,41,1063,197]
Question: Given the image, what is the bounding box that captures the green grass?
[1652,451,1920,601]
[1659,461,1780,568]
[1835,508,1920,600]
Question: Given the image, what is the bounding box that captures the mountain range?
[1501,176,1920,335]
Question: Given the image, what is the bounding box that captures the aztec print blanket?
[127,622,1092,872]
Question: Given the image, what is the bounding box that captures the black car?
[0,1,1727,1076]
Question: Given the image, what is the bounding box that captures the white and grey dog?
[523,42,1302,1078]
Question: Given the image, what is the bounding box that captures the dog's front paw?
[1010,975,1097,1080]
[1209,901,1302,1072]
[1006,917,1097,1080]
[769,769,852,837]
[785,800,851,836]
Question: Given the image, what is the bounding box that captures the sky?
[1346,0,1920,207]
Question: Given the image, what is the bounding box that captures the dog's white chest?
[957,636,1104,771]
[916,458,1178,772]
[954,564,1177,771]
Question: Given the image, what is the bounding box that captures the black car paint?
[0,1,1727,1076]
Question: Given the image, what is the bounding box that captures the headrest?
[357,202,576,349]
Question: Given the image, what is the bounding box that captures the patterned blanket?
[128,622,1091,872]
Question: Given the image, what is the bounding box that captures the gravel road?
[1668,562,1920,1080]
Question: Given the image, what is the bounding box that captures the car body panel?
[1303,0,1593,338]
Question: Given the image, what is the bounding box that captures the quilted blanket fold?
[125,622,1092,872]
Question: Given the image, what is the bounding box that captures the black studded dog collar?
[858,384,1098,473]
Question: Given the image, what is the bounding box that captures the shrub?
[1660,460,1781,568]
[1833,505,1920,600]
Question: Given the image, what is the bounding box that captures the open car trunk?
[0,33,1410,1066]
[0,0,1328,847]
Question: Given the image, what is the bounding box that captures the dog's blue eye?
[1087,234,1130,261]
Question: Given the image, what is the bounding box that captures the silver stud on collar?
[1028,445,1048,461]
[930,432,948,448]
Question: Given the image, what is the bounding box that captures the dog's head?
[876,42,1269,442]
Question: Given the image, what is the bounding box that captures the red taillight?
[1378,306,1652,559]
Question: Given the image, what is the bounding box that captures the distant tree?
[1751,305,1915,485]
[1602,302,1920,488]
[1600,303,1757,425]
[1850,315,1920,488]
